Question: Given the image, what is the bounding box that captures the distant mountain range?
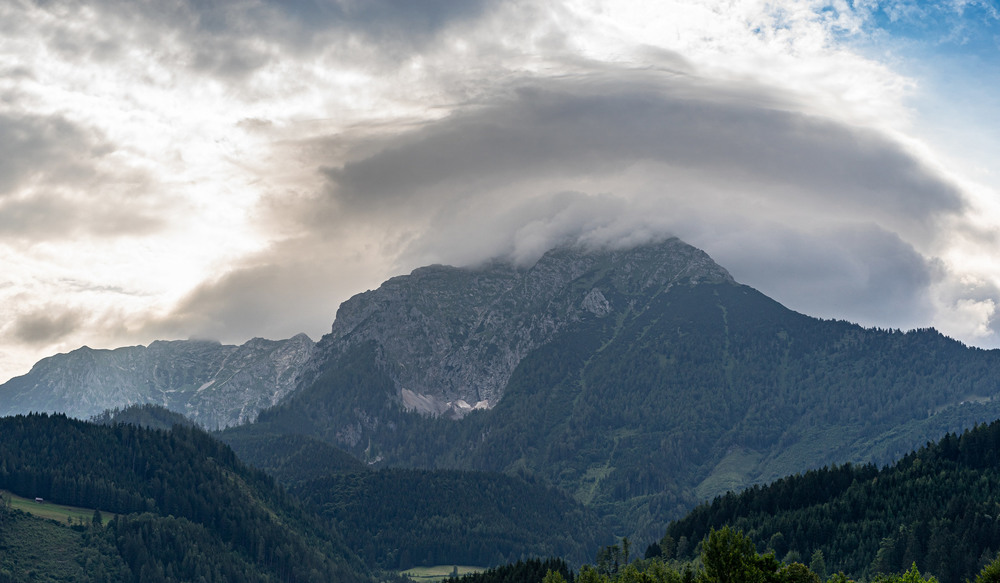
[0,334,314,429]
[7,237,1000,546]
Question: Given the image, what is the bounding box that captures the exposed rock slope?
[300,237,732,415]
[0,333,314,429]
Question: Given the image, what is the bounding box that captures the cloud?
[146,238,395,343]
[703,221,937,328]
[0,192,165,241]
[325,75,963,229]
[258,0,499,44]
[0,113,165,242]
[21,0,501,82]
[305,73,965,263]
[2,0,999,384]
[8,307,86,345]
[192,68,970,345]
[0,113,109,196]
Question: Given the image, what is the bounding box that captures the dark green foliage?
[452,527,832,583]
[870,563,939,583]
[0,413,368,583]
[439,525,1000,583]
[0,504,126,582]
[975,555,1000,583]
[252,341,402,445]
[110,513,273,583]
[230,345,612,570]
[700,527,761,583]
[661,420,1000,583]
[221,430,366,484]
[292,468,613,569]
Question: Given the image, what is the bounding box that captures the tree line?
[655,419,1000,583]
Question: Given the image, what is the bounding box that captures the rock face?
[0,333,314,429]
[300,237,733,415]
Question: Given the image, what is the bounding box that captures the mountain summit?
[300,237,733,416]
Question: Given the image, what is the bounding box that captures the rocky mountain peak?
[304,237,735,414]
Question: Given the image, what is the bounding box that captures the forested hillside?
[291,468,613,569]
[0,413,368,583]
[658,419,1000,583]
[223,430,368,483]
[223,419,616,569]
[88,402,613,571]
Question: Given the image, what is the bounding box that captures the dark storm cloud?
[705,223,936,328]
[246,71,968,335]
[8,308,86,345]
[149,245,373,343]
[325,75,965,237]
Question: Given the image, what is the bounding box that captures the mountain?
[296,238,732,416]
[244,237,1000,542]
[0,412,368,583]
[658,419,1000,583]
[12,236,1000,563]
[0,333,314,429]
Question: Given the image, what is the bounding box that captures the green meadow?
[2,490,115,526]
[402,565,485,582]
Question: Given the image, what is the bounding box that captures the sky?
[1,0,999,383]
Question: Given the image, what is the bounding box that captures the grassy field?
[402,565,486,582]
[2,490,115,526]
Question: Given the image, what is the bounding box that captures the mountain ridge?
[0,333,315,429]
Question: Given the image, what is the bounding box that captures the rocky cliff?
[0,333,314,429]
[300,237,733,416]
